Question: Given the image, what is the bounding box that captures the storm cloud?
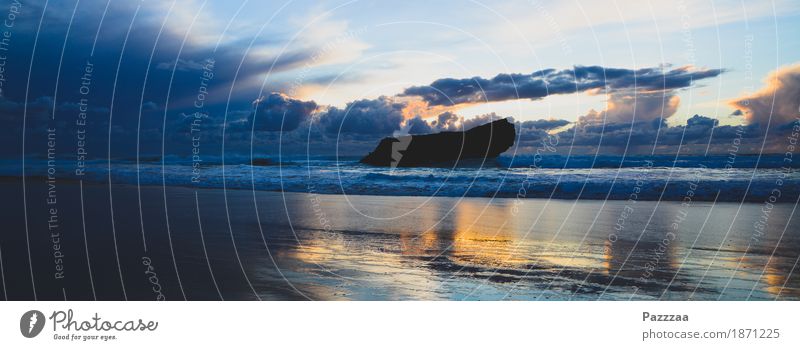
[402,65,724,106]
[250,93,318,132]
[318,96,405,135]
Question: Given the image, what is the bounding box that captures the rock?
[360,118,516,167]
[251,157,277,166]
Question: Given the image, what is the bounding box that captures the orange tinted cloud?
[398,97,457,120]
[729,63,800,128]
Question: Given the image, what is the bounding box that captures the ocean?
[3,154,798,202]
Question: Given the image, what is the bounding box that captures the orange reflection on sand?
[283,232,441,300]
[538,244,603,271]
[399,229,438,256]
[450,200,527,268]
[602,240,614,275]
[761,257,800,299]
[397,200,446,256]
[285,241,342,265]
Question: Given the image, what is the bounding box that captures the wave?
[2,155,798,202]
[497,154,798,169]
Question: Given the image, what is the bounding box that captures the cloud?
[394,112,580,154]
[397,112,570,148]
[141,101,160,111]
[405,115,433,135]
[156,59,211,72]
[397,111,463,135]
[520,119,570,131]
[579,92,681,125]
[318,96,405,135]
[402,65,724,106]
[0,0,779,159]
[429,111,461,132]
[539,84,764,153]
[552,113,764,154]
[0,96,52,122]
[729,63,800,130]
[250,93,318,132]
[686,114,719,127]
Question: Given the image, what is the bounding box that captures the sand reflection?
[255,192,800,300]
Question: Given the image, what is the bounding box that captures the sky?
[1,0,799,159]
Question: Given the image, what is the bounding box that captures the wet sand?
[1,177,798,300]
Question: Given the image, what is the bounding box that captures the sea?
[3,154,798,202]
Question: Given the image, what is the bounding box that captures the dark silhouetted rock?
[360,118,516,167]
[251,157,277,166]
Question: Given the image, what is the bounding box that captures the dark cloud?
[686,114,719,127]
[553,114,765,154]
[516,126,551,143]
[250,93,317,132]
[461,113,506,130]
[0,96,52,122]
[402,65,724,106]
[431,111,460,131]
[711,123,760,139]
[405,115,433,135]
[0,0,351,158]
[399,112,514,137]
[318,96,405,135]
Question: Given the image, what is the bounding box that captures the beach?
[1,177,798,301]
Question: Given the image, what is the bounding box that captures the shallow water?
[1,178,797,300]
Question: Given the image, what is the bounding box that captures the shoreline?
[0,177,797,300]
[0,175,790,203]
